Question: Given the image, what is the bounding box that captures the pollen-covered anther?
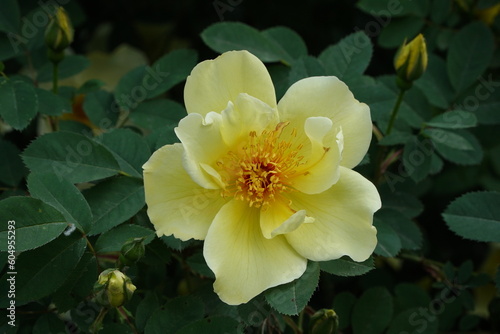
[220,122,303,208]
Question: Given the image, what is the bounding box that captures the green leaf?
[415,54,454,109]
[95,224,155,253]
[161,235,196,251]
[146,49,198,99]
[77,79,106,94]
[0,79,39,130]
[475,85,500,125]
[374,218,402,257]
[443,191,500,242]
[352,287,394,334]
[423,128,473,151]
[333,292,357,330]
[37,55,90,82]
[201,22,283,62]
[0,233,86,307]
[268,64,291,100]
[176,316,240,334]
[86,176,145,235]
[426,110,477,129]
[83,90,119,129]
[320,256,374,276]
[261,26,308,65]
[394,283,430,313]
[288,56,325,86]
[265,261,320,315]
[357,0,429,17]
[0,0,20,33]
[432,129,483,165]
[187,252,215,279]
[403,135,433,183]
[378,131,413,146]
[376,208,422,251]
[447,22,494,94]
[387,308,438,334]
[378,16,425,49]
[35,88,71,116]
[430,152,444,175]
[97,129,151,178]
[319,31,372,81]
[380,190,423,219]
[27,173,93,233]
[130,99,186,131]
[136,292,161,332]
[0,196,67,252]
[22,131,121,183]
[144,296,204,334]
[0,139,28,187]
[114,65,147,111]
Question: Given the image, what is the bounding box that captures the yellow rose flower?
[143,50,380,305]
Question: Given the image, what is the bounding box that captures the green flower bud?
[308,309,339,334]
[94,269,136,308]
[119,237,146,266]
[394,34,428,89]
[45,7,74,53]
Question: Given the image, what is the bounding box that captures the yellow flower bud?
[394,34,428,87]
[308,309,339,334]
[45,7,74,53]
[94,269,136,308]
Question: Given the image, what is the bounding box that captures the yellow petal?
[204,199,307,305]
[285,166,380,262]
[289,117,343,194]
[143,143,228,240]
[184,50,277,116]
[175,112,227,189]
[278,76,372,169]
[260,199,313,239]
[220,93,279,148]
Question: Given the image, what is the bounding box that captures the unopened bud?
[94,269,136,308]
[309,309,339,334]
[119,237,146,266]
[45,7,74,53]
[394,34,428,89]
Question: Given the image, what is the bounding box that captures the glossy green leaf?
[187,252,215,279]
[27,173,93,233]
[432,129,483,165]
[95,224,155,253]
[262,26,308,65]
[423,128,473,151]
[288,55,325,86]
[97,128,151,178]
[0,233,86,307]
[130,99,186,131]
[0,196,67,252]
[0,139,28,187]
[22,131,121,183]
[352,287,394,334]
[403,135,433,183]
[358,0,429,17]
[378,16,425,49]
[475,85,500,125]
[320,256,374,276]
[443,191,500,242]
[447,22,494,94]
[37,55,90,82]
[86,176,145,235]
[36,88,71,116]
[426,110,477,129]
[374,218,402,257]
[265,261,320,315]
[378,131,413,146]
[0,79,38,130]
[144,296,204,334]
[319,31,372,81]
[376,208,422,251]
[83,90,119,129]
[176,316,240,334]
[114,65,148,111]
[146,49,198,99]
[135,292,161,332]
[201,22,283,62]
[415,54,454,109]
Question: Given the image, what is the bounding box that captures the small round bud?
[394,34,428,89]
[45,7,74,53]
[309,309,339,334]
[94,269,136,308]
[119,237,146,266]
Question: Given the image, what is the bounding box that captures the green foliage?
[0,2,498,333]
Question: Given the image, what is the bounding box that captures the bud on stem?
[393,34,428,90]
[94,269,136,308]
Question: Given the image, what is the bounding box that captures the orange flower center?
[218,122,304,208]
